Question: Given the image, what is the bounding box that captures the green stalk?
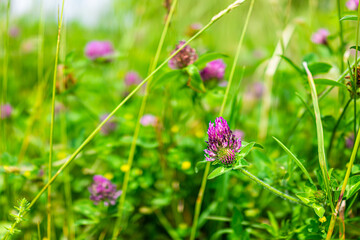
[47,1,65,239]
[26,0,247,220]
[190,1,253,239]
[337,0,344,72]
[326,5,360,240]
[111,0,177,238]
[355,5,360,136]
[303,62,334,213]
[1,0,10,154]
[327,99,352,160]
[237,168,304,205]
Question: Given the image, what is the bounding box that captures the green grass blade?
[273,136,316,187]
[303,62,334,212]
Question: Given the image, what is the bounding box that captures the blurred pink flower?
[311,28,330,45]
[200,59,226,81]
[140,114,157,127]
[9,26,20,38]
[85,41,114,61]
[346,0,359,10]
[1,103,12,119]
[124,71,142,86]
[168,41,198,69]
[233,129,245,140]
[100,114,117,135]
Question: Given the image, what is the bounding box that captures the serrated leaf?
[185,64,206,93]
[340,15,358,21]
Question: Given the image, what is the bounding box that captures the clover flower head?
[345,133,354,149]
[200,59,226,81]
[1,103,12,119]
[100,114,117,135]
[125,71,142,86]
[346,0,359,10]
[89,175,122,206]
[311,28,330,45]
[140,114,158,127]
[85,41,114,61]
[204,117,242,166]
[168,41,198,69]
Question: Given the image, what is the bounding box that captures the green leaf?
[231,207,244,237]
[346,175,360,199]
[195,160,208,173]
[296,192,313,205]
[307,62,332,76]
[208,166,231,179]
[311,203,325,218]
[314,78,346,88]
[303,62,333,210]
[273,137,316,187]
[150,70,184,89]
[194,52,228,69]
[232,158,249,170]
[185,64,206,93]
[340,15,358,21]
[279,55,304,77]
[238,142,256,159]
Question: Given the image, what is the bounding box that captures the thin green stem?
[47,1,65,239]
[111,0,177,238]
[327,99,351,160]
[337,0,344,72]
[27,0,246,219]
[326,5,360,240]
[238,168,304,205]
[190,1,253,239]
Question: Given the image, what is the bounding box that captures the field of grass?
[1,0,360,239]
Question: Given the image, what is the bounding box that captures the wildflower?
[9,26,20,38]
[85,41,114,61]
[140,114,157,127]
[104,172,114,180]
[120,164,130,172]
[319,216,326,223]
[345,133,354,149]
[124,71,142,86]
[204,117,242,166]
[346,0,359,10]
[171,125,180,133]
[89,175,122,206]
[251,82,264,99]
[168,41,198,69]
[99,114,117,135]
[200,59,226,81]
[311,29,330,45]
[1,103,12,119]
[186,23,203,37]
[345,66,360,98]
[233,129,245,140]
[181,161,191,170]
